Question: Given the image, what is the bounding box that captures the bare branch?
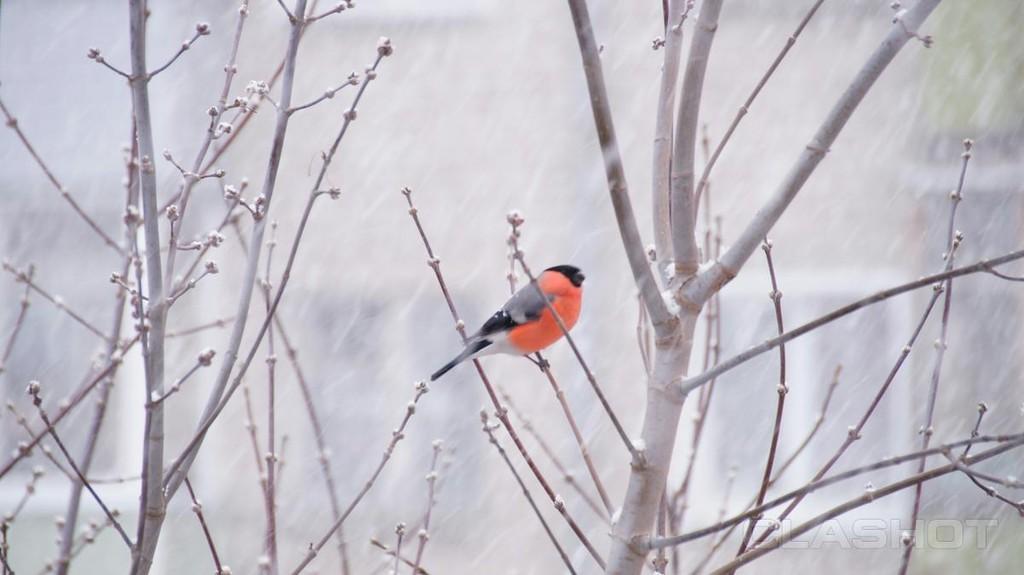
[148,23,210,79]
[166,316,234,339]
[678,248,1024,397]
[86,47,132,79]
[693,0,827,213]
[685,0,944,305]
[146,349,215,408]
[735,239,788,557]
[652,0,694,281]
[706,437,1024,573]
[669,0,724,278]
[650,432,1024,550]
[899,138,972,575]
[26,382,133,550]
[287,382,429,575]
[368,538,430,574]
[1,264,34,375]
[163,40,391,500]
[411,441,443,573]
[0,95,125,255]
[2,262,111,342]
[0,335,137,482]
[306,1,354,24]
[126,0,173,567]
[288,72,360,114]
[184,478,228,574]
[565,0,674,330]
[500,389,608,521]
[480,412,580,575]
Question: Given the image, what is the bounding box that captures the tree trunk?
[608,313,698,574]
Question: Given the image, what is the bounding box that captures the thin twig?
[945,404,1024,514]
[148,24,209,78]
[481,412,579,575]
[57,132,139,575]
[649,431,1024,550]
[693,0,827,213]
[0,336,138,482]
[735,239,788,557]
[184,478,227,575]
[898,138,972,575]
[1,263,33,376]
[306,1,353,23]
[146,350,215,408]
[0,96,124,255]
[286,382,429,575]
[166,316,234,339]
[391,523,405,575]
[500,389,608,521]
[26,383,132,549]
[1,263,110,342]
[707,438,1024,574]
[288,72,359,114]
[368,538,429,574]
[688,366,839,572]
[5,467,45,524]
[679,248,1024,396]
[162,3,249,301]
[411,441,443,573]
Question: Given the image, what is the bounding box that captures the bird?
[430,264,585,381]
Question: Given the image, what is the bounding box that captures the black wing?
[475,285,554,338]
[477,309,518,338]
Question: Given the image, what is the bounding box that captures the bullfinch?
[430,265,585,381]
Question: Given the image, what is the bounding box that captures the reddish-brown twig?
[499,388,608,521]
[184,477,228,575]
[481,411,579,574]
[735,239,788,557]
[898,138,972,575]
[26,382,132,549]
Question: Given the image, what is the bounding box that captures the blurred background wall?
[0,0,1022,573]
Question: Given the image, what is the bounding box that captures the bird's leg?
[530,353,551,370]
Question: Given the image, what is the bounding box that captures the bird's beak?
[575,272,586,286]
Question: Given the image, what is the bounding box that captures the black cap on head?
[546,264,585,287]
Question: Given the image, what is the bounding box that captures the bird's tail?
[430,339,491,381]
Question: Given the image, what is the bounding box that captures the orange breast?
[507,280,581,355]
